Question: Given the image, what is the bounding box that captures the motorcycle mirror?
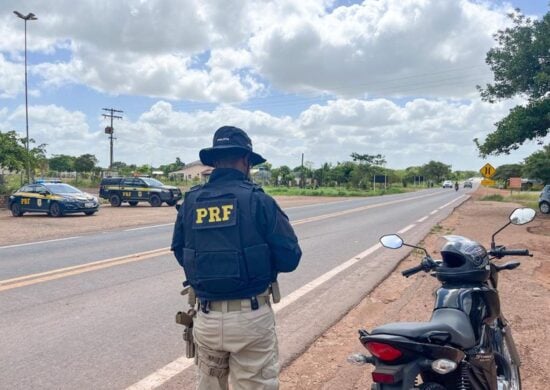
[509,208,536,225]
[380,234,404,249]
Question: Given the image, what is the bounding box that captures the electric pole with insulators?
[102,108,123,169]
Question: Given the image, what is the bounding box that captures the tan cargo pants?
[193,303,279,390]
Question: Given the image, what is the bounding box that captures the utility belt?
[175,282,281,359]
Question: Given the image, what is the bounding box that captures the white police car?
[9,180,99,217]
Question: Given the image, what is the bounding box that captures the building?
[170,161,213,182]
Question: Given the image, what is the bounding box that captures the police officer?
[171,126,302,390]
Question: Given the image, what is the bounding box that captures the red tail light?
[365,341,403,361]
[372,372,396,384]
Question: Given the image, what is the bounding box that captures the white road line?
[0,236,82,250]
[429,210,438,215]
[124,224,173,232]
[126,243,388,390]
[398,224,415,234]
[126,244,387,390]
[417,216,428,223]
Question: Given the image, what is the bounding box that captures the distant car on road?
[99,176,182,207]
[539,185,550,214]
[9,181,99,217]
[442,180,453,188]
[463,180,473,188]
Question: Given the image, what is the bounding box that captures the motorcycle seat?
[371,308,476,349]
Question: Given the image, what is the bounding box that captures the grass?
[480,191,539,209]
[263,185,417,197]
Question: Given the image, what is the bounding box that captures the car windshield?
[141,178,164,186]
[44,183,82,194]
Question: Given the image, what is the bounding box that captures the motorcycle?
[455,182,459,191]
[348,207,536,389]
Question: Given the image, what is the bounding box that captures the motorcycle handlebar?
[490,248,531,257]
[402,264,424,278]
[499,249,531,256]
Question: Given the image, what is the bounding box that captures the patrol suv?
[9,181,99,217]
[99,177,182,207]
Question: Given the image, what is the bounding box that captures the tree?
[0,131,27,173]
[475,10,550,156]
[523,145,550,184]
[74,154,98,173]
[492,164,524,181]
[420,161,452,182]
[49,154,75,172]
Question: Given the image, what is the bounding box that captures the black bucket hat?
[199,126,266,167]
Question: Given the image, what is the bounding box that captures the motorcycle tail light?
[371,372,396,384]
[365,342,403,361]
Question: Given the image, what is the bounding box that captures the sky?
[0,0,548,171]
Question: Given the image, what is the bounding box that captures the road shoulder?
[280,198,550,390]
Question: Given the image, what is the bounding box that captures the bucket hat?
[199,126,266,167]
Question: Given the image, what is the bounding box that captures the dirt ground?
[0,195,347,246]
[280,190,550,389]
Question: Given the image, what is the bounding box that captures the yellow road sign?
[481,178,496,187]
[480,163,496,178]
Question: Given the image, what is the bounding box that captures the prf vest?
[182,180,273,300]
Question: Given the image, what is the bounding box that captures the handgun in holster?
[176,310,196,358]
[176,285,197,359]
[270,281,281,303]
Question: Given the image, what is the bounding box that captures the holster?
[176,308,196,359]
[270,281,281,303]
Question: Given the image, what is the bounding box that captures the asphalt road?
[0,187,473,389]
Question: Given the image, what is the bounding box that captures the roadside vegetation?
[480,191,540,209]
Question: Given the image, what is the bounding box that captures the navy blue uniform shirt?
[171,168,301,276]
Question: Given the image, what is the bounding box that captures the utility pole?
[300,153,304,188]
[102,108,123,169]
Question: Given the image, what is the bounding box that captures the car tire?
[11,203,24,217]
[149,194,162,207]
[84,211,96,216]
[540,201,550,214]
[110,194,122,207]
[166,199,176,207]
[128,201,139,207]
[49,202,63,217]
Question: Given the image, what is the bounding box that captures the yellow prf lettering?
[221,204,234,221]
[208,207,221,222]
[196,208,208,224]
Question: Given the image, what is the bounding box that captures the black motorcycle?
[349,207,536,389]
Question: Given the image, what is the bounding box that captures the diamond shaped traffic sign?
[479,163,496,178]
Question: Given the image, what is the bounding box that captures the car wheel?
[149,194,162,207]
[110,194,122,207]
[84,211,96,216]
[11,203,24,217]
[128,201,139,207]
[49,202,64,217]
[166,199,176,207]
[540,201,550,214]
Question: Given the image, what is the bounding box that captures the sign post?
[479,163,496,187]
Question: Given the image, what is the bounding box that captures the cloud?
[250,0,510,98]
[0,54,24,98]
[6,96,545,172]
[1,0,516,101]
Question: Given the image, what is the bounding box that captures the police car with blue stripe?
[9,179,99,217]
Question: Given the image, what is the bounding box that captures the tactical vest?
[182,180,273,300]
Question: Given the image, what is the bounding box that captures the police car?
[99,176,182,207]
[9,180,99,217]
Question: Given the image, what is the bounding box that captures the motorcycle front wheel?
[497,332,521,390]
